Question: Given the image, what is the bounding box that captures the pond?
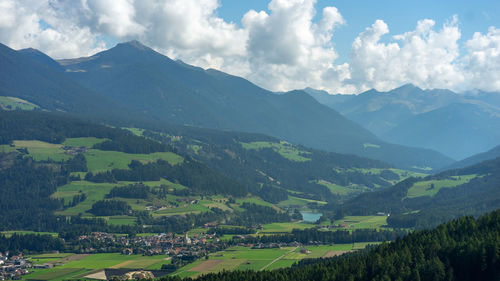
[300,211,322,223]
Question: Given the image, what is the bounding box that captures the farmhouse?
[300,248,311,254]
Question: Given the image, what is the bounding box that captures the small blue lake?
[300,211,322,222]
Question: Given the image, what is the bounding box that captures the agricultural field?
[83,149,183,173]
[333,215,389,229]
[122,127,145,136]
[173,243,377,278]
[7,138,183,170]
[23,253,170,281]
[276,195,326,210]
[53,179,203,218]
[313,168,427,196]
[259,222,316,233]
[314,180,363,195]
[62,137,107,148]
[406,174,478,198]
[12,140,72,162]
[0,231,58,238]
[240,141,312,162]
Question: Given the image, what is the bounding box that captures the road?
[260,246,299,271]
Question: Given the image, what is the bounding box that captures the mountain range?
[0,41,454,170]
[305,85,500,160]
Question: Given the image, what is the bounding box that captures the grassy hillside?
[0,96,39,110]
[337,157,500,229]
[0,111,424,235]
[143,128,425,207]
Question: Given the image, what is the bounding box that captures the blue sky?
[218,0,500,63]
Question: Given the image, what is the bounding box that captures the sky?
[1,0,500,94]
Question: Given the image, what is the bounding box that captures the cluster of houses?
[76,231,221,256]
[0,253,30,280]
[63,146,89,155]
[251,241,302,249]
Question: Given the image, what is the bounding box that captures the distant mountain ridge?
[0,41,453,170]
[440,144,500,171]
[54,40,452,170]
[0,43,146,125]
[306,84,500,160]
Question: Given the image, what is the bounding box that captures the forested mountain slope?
[55,41,452,170]
[0,43,140,124]
[0,111,250,233]
[337,156,500,229]
[142,125,420,203]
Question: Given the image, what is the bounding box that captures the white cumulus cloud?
[349,17,464,92]
[242,0,352,93]
[463,27,500,92]
[0,0,106,58]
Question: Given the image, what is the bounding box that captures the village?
[0,252,30,280]
[0,227,315,280]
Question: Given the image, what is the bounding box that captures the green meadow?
[12,140,72,162]
[406,175,478,198]
[84,149,183,172]
[277,195,326,210]
[0,96,39,110]
[62,137,107,148]
[314,180,361,195]
[259,222,315,233]
[240,141,312,162]
[24,253,169,281]
[333,215,389,229]
[174,243,376,277]
[122,127,145,136]
[7,138,183,170]
[1,231,58,238]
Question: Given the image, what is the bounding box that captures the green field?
[315,180,361,195]
[53,179,235,220]
[235,196,277,208]
[30,253,75,265]
[24,253,169,280]
[53,181,117,216]
[123,127,145,136]
[277,195,326,210]
[7,139,184,170]
[62,137,107,148]
[174,243,374,277]
[25,267,87,281]
[12,140,72,161]
[314,168,427,196]
[333,215,389,229]
[406,175,477,198]
[1,231,58,238]
[24,245,377,280]
[0,96,39,110]
[84,149,183,172]
[260,222,315,233]
[240,141,311,162]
